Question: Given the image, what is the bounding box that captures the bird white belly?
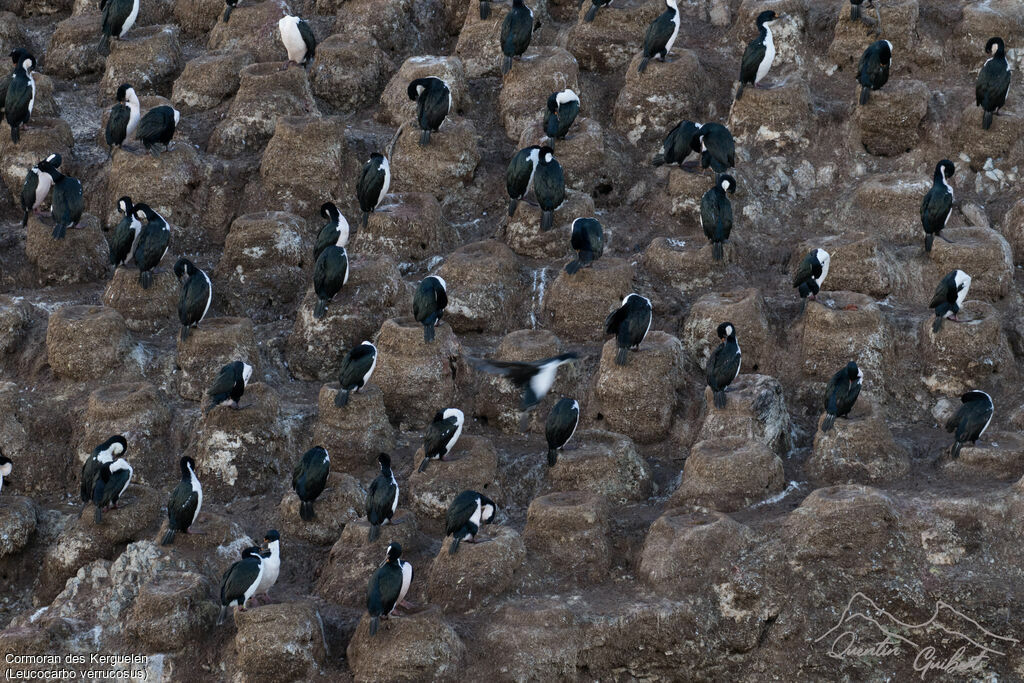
[126,106,140,138]
[258,553,280,593]
[980,411,993,438]
[733,344,742,381]
[444,423,463,456]
[201,272,212,323]
[396,561,413,608]
[122,0,139,36]
[242,564,264,606]
[190,471,203,525]
[469,499,482,527]
[390,475,399,514]
[531,363,559,400]
[362,353,378,386]
[377,163,391,209]
[27,75,36,115]
[34,173,52,209]
[757,29,775,83]
[665,13,680,54]
[281,24,306,62]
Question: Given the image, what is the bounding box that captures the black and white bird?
[0,49,20,123]
[849,0,882,33]
[793,248,830,302]
[945,390,994,459]
[367,542,413,636]
[98,0,139,55]
[501,0,535,75]
[821,361,862,432]
[700,173,736,260]
[293,446,330,521]
[135,105,180,157]
[506,145,541,217]
[921,159,955,253]
[109,196,141,267]
[335,342,378,407]
[929,269,971,333]
[544,397,579,467]
[4,49,34,143]
[468,352,579,411]
[638,0,680,73]
[419,408,464,472]
[857,39,893,105]
[278,15,317,68]
[105,83,141,151]
[545,89,579,141]
[706,322,741,408]
[81,435,127,504]
[736,10,778,99]
[849,0,867,20]
[217,547,264,625]
[445,490,497,554]
[0,454,10,496]
[366,453,399,542]
[132,203,170,289]
[534,146,565,231]
[20,153,61,227]
[160,456,203,545]
[93,457,133,523]
[223,0,239,21]
[37,158,83,240]
[408,77,451,145]
[696,123,735,174]
[605,294,653,366]
[313,245,349,319]
[413,275,448,343]
[652,120,701,168]
[565,217,604,274]
[314,202,349,262]
[253,530,281,602]
[207,360,254,410]
[976,37,1011,130]
[174,258,212,340]
[357,153,391,228]
[583,0,611,22]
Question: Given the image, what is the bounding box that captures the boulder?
[207,0,291,62]
[428,526,525,612]
[613,50,703,146]
[0,296,35,356]
[800,293,893,388]
[0,117,74,204]
[351,192,455,262]
[347,607,466,683]
[101,268,179,332]
[25,74,59,119]
[44,14,106,79]
[518,117,625,197]
[25,214,108,286]
[546,429,652,501]
[311,384,397,474]
[454,0,529,78]
[565,0,662,71]
[942,432,1024,481]
[727,80,812,149]
[171,50,254,113]
[408,435,500,519]
[541,257,633,342]
[1002,198,1024,264]
[848,173,932,244]
[277,472,366,545]
[671,437,784,511]
[952,0,1024,66]
[233,603,327,681]
[45,305,130,381]
[0,384,72,498]
[642,235,738,291]
[807,407,911,485]
[333,0,417,55]
[955,103,1024,171]
[828,0,918,66]
[390,116,481,198]
[523,491,609,581]
[152,509,250,559]
[0,12,25,55]
[498,47,580,141]
[373,318,462,427]
[594,332,684,444]
[98,25,183,101]
[125,571,218,651]
[435,240,526,334]
[504,188,594,259]
[696,374,792,456]
[852,79,929,156]
[681,289,773,376]
[104,142,203,230]
[311,35,395,111]
[0,496,36,558]
[378,56,468,127]
[663,165,713,218]
[924,226,1014,300]
[172,0,224,35]
[919,301,1016,396]
[77,483,163,544]
[175,316,259,401]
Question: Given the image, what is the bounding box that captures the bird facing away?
[501,0,535,75]
[565,217,604,274]
[4,50,36,144]
[93,457,133,523]
[207,360,253,411]
[506,145,541,218]
[293,446,330,521]
[605,294,653,366]
[408,77,452,145]
[652,120,701,168]
[335,342,378,407]
[545,89,580,141]
[413,275,448,343]
[706,322,741,408]
[945,390,993,459]
[366,453,399,542]
[857,39,893,105]
[545,398,579,467]
[821,361,862,432]
[132,203,171,289]
[174,258,212,341]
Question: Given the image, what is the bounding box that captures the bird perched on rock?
[534,146,565,230]
[856,39,892,105]
[706,322,741,408]
[105,84,141,152]
[223,0,240,21]
[583,0,611,22]
[174,258,212,340]
[135,105,180,157]
[413,275,448,342]
[701,173,736,260]
[695,123,735,174]
[93,456,133,523]
[975,37,1011,130]
[0,454,10,495]
[313,244,348,319]
[408,77,451,145]
[207,360,253,411]
[335,342,378,407]
[545,89,579,141]
[98,0,139,55]
[446,490,497,554]
[0,49,19,121]
[468,353,579,412]
[793,248,830,303]
[366,453,399,542]
[605,294,653,366]
[132,203,170,289]
[21,153,62,227]
[161,456,203,545]
[565,217,604,274]
[357,153,390,228]
[652,120,701,168]
[849,0,882,35]
[293,446,330,521]
[419,408,464,472]
[921,159,955,253]
[736,10,778,99]
[821,361,862,432]
[638,0,680,73]
[109,196,141,267]
[217,547,264,625]
[253,530,281,603]
[367,542,413,636]
[945,390,993,459]
[545,398,579,467]
[501,0,535,75]
[506,145,541,217]
[37,158,83,240]
[279,15,317,68]
[929,269,971,333]
[314,202,349,261]
[81,435,127,505]
[4,49,35,144]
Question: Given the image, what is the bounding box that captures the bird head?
[716,322,736,341]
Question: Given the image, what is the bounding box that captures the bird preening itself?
[207,360,253,411]
[135,105,180,157]
[217,547,264,625]
[736,10,778,100]
[501,0,535,75]
[367,542,413,636]
[278,15,317,69]
[408,77,452,145]
[604,294,652,366]
[37,157,83,240]
[706,322,741,409]
[98,0,140,55]
[314,202,349,262]
[446,490,497,554]
[413,275,448,342]
[366,453,400,542]
[92,456,133,523]
[174,258,212,341]
[81,435,127,505]
[565,217,604,274]
[545,89,579,141]
[921,160,955,253]
[105,84,140,152]
[335,342,378,407]
[821,361,862,432]
[701,173,736,260]
[545,397,579,467]
[533,146,565,230]
[638,0,680,73]
[357,153,391,228]
[21,153,61,227]
[857,40,893,105]
[793,248,830,304]
[419,408,464,472]
[929,269,971,333]
[975,37,1011,130]
[109,196,141,266]
[293,446,330,521]
[132,203,170,289]
[161,456,203,545]
[4,49,36,144]
[313,243,349,319]
[652,120,701,168]
[695,123,735,174]
[506,145,541,218]
[468,352,579,412]
[945,390,993,459]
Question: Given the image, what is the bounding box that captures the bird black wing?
[135,107,174,144]
[366,474,396,525]
[110,216,137,265]
[340,345,374,388]
[180,272,211,327]
[976,59,1011,109]
[445,491,478,536]
[106,103,130,147]
[297,19,317,61]
[313,223,339,262]
[506,148,536,198]
[367,564,403,616]
[208,366,237,401]
[928,277,952,309]
[700,189,718,241]
[533,161,566,212]
[4,75,32,125]
[706,342,740,391]
[357,163,385,213]
[167,480,199,529]
[20,170,38,214]
[604,304,627,336]
[0,73,9,115]
[739,36,766,84]
[135,223,170,271]
[643,10,674,58]
[81,456,99,502]
[424,419,457,458]
[53,178,84,228]
[222,558,261,604]
[921,186,952,233]
[792,255,814,288]
[468,357,537,388]
[824,372,843,414]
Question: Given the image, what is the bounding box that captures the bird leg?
[389,517,408,526]
[280,60,296,71]
[185,526,207,535]
[938,235,955,245]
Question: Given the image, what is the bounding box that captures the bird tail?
[420,129,431,145]
[300,501,314,521]
[10,125,19,143]
[714,390,727,409]
[502,56,512,75]
[541,211,553,231]
[22,210,29,227]
[424,321,436,342]
[932,315,944,333]
[822,413,836,433]
[369,616,380,636]
[584,4,598,21]
[565,259,582,275]
[368,524,380,542]
[713,242,723,261]
[735,82,745,100]
[859,87,870,105]
[950,441,963,459]
[140,270,153,290]
[94,505,103,524]
[314,299,328,319]
[983,111,993,130]
[652,152,665,167]
[638,57,650,73]
[449,536,461,555]
[361,211,369,228]
[508,199,518,217]
[98,34,110,55]
[418,457,430,473]
[217,606,227,626]
[181,325,191,342]
[161,528,176,545]
[334,389,349,407]
[547,448,558,467]
[480,0,490,18]
[850,4,860,19]
[925,233,934,253]
[52,223,66,240]
[615,347,628,366]
[223,5,233,21]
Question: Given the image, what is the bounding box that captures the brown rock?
[0,12,25,55]
[25,213,109,285]
[207,0,291,62]
[924,226,1014,299]
[479,603,579,680]
[0,118,74,204]
[919,301,1016,396]
[333,0,416,55]
[642,235,738,290]
[378,55,468,127]
[278,472,366,545]
[1001,198,1024,265]
[105,142,202,230]
[234,603,327,681]
[546,429,652,501]
[504,188,594,259]
[541,257,634,342]
[435,240,526,334]
[409,435,500,519]
[498,47,580,141]
[311,35,395,111]
[942,432,1024,481]
[78,482,163,543]
[681,289,773,376]
[613,50,703,147]
[727,80,812,148]
[25,74,59,119]
[390,116,481,199]
[800,293,892,387]
[955,103,1024,171]
[671,437,784,511]
[523,491,609,581]
[347,607,466,683]
[175,316,259,400]
[848,173,931,244]
[171,50,254,112]
[99,25,183,101]
[312,384,397,474]
[171,0,222,35]
[0,496,36,558]
[101,268,178,332]
[428,526,525,612]
[807,407,911,485]
[853,79,929,156]
[953,0,1024,65]
[45,305,130,381]
[696,374,792,455]
[351,192,455,262]
[793,234,896,298]
[44,13,106,79]
[663,165,712,218]
[828,0,918,66]
[0,297,35,356]
[565,0,661,71]
[126,571,217,651]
